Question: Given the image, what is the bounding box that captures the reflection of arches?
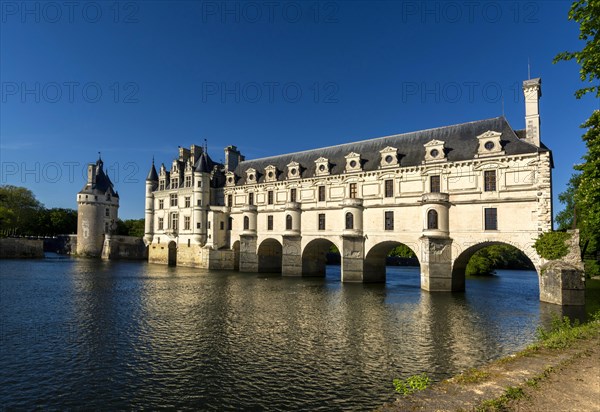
[451,241,537,292]
[302,238,340,277]
[168,241,177,266]
[232,240,240,271]
[427,209,438,229]
[257,238,282,273]
[364,241,420,283]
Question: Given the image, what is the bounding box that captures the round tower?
[76,156,119,257]
[144,159,158,246]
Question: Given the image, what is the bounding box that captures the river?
[0,258,570,410]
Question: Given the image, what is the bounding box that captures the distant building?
[76,156,119,257]
[144,79,554,296]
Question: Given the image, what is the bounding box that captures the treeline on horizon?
[0,185,144,238]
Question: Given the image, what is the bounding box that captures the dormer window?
[345,152,362,173]
[265,165,278,182]
[379,146,399,168]
[423,140,446,162]
[476,131,504,157]
[314,157,330,176]
[246,168,257,184]
[287,161,301,179]
[225,171,236,187]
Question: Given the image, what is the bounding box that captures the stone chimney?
[224,145,244,172]
[523,78,542,147]
[87,164,97,186]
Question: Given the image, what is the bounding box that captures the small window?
[290,188,297,203]
[187,239,191,247]
[207,221,211,229]
[248,192,254,206]
[196,222,201,229]
[427,209,438,230]
[385,211,394,230]
[197,181,202,188]
[484,208,497,230]
[243,216,249,230]
[185,175,192,187]
[484,170,497,192]
[286,215,293,230]
[318,186,326,202]
[228,217,233,230]
[105,208,110,217]
[345,212,354,230]
[197,199,202,207]
[159,181,165,191]
[171,178,179,189]
[159,199,164,209]
[267,215,273,231]
[349,183,357,199]
[430,175,440,193]
[170,194,178,207]
[158,217,164,230]
[185,196,190,208]
[171,213,179,231]
[227,194,233,207]
[268,191,274,205]
[220,221,224,230]
[318,213,325,230]
[184,216,190,230]
[384,180,393,198]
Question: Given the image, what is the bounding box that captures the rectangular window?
[170,213,179,231]
[384,180,394,198]
[290,188,297,202]
[484,170,497,192]
[105,208,110,217]
[197,181,202,188]
[170,194,178,207]
[227,194,233,207]
[248,192,254,205]
[184,216,190,230]
[268,190,274,205]
[158,217,164,230]
[267,215,274,230]
[171,178,179,189]
[430,175,440,193]
[185,196,190,208]
[318,213,325,230]
[158,199,164,209]
[318,186,325,202]
[185,175,192,187]
[228,217,233,230]
[385,211,394,230]
[196,222,201,229]
[484,208,498,230]
[220,221,224,230]
[197,199,202,207]
[208,221,211,229]
[159,181,165,191]
[349,183,357,199]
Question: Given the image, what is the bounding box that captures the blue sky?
[1,0,597,219]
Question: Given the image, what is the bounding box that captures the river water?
[0,258,570,410]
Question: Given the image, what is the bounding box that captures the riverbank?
[380,309,600,412]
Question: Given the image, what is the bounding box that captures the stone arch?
[302,238,341,277]
[167,241,177,266]
[451,241,538,292]
[364,241,420,282]
[257,238,282,273]
[232,240,240,271]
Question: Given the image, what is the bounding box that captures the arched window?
[286,215,293,230]
[243,216,249,230]
[345,212,354,230]
[427,209,438,230]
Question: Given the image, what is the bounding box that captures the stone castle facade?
[144,78,563,301]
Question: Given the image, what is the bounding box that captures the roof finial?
[152,155,155,165]
[204,138,208,153]
[98,151,102,161]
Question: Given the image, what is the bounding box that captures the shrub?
[393,373,431,396]
[534,231,571,260]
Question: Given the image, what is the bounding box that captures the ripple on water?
[0,260,550,410]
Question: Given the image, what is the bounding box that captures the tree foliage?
[0,185,44,235]
[388,244,416,258]
[534,232,572,261]
[554,1,600,276]
[553,0,600,98]
[116,219,145,237]
[466,245,534,276]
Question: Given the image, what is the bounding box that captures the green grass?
[454,368,491,384]
[392,373,431,396]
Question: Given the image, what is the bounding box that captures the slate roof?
[146,161,158,181]
[79,159,119,197]
[195,151,215,173]
[233,117,548,185]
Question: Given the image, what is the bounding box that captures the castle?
[142,79,575,303]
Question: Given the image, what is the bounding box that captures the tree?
[555,173,582,230]
[553,0,600,98]
[554,0,600,276]
[0,185,43,235]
